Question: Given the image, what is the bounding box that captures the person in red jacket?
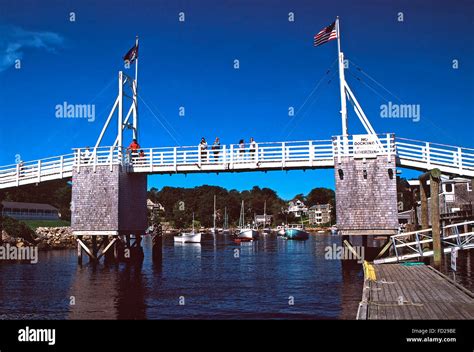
[127,139,141,163]
[128,139,140,151]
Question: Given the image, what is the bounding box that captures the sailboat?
[236,200,258,240]
[222,206,230,235]
[211,194,217,235]
[174,213,202,243]
[262,200,272,235]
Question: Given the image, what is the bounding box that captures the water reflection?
[7,233,473,320]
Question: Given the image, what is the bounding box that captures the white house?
[287,200,308,218]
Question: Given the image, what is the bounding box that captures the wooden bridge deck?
[357,263,474,320]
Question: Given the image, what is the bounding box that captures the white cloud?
[0,25,64,72]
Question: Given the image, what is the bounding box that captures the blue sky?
[0,0,473,199]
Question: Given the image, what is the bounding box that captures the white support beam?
[117,71,124,151]
[94,96,119,150]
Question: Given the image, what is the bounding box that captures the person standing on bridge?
[249,137,257,161]
[238,139,245,160]
[212,137,220,162]
[127,139,141,163]
[138,150,146,165]
[199,137,208,163]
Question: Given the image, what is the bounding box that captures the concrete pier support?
[71,164,147,264]
[334,155,399,236]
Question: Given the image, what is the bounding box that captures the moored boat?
[284,224,309,240]
[236,200,259,241]
[275,225,286,236]
[238,228,259,240]
[174,232,202,243]
[174,212,202,243]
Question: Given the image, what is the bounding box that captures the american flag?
[313,22,337,47]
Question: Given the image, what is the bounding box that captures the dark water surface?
[0,234,472,320]
[0,234,364,319]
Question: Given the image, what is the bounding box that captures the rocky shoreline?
[1,227,89,250]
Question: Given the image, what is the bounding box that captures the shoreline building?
[287,199,308,218]
[308,204,332,226]
[398,177,473,225]
[1,201,60,220]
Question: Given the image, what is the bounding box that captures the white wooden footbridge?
[1,20,472,262]
[0,134,473,189]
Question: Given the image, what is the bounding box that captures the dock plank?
[358,263,474,320]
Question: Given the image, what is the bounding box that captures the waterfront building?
[1,201,60,220]
[308,204,332,225]
[287,199,308,218]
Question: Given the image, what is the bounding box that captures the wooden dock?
[357,262,474,320]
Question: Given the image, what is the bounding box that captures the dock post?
[103,236,115,264]
[419,179,429,230]
[91,236,98,263]
[429,170,442,267]
[77,235,83,265]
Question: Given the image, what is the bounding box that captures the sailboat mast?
[224,206,228,229]
[213,194,216,230]
[263,200,267,228]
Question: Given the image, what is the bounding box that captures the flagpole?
[336,17,348,153]
[133,35,139,141]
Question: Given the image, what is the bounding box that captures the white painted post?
[386,133,391,162]
[76,149,81,172]
[174,147,177,172]
[93,147,97,172]
[60,155,64,178]
[336,136,341,164]
[336,17,349,154]
[309,141,314,163]
[117,71,124,151]
[198,146,202,168]
[458,147,463,172]
[230,144,234,169]
[149,148,153,172]
[425,142,431,167]
[255,144,259,165]
[16,163,20,186]
[37,160,41,183]
[109,147,114,171]
[282,142,286,168]
[222,145,226,170]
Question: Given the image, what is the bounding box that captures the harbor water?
[0,233,364,319]
[0,233,472,320]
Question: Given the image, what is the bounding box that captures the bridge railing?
[129,139,335,171]
[332,133,396,162]
[0,153,76,187]
[395,137,474,173]
[73,146,126,171]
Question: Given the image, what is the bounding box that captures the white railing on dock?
[374,221,474,264]
[0,134,473,189]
